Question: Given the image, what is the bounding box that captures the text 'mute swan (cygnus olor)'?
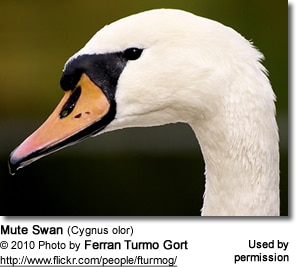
[8,9,279,216]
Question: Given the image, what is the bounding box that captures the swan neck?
[190,94,280,216]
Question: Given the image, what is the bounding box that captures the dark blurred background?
[0,0,287,216]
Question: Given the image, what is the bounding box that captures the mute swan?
[8,9,279,216]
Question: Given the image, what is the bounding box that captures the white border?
[0,1,295,266]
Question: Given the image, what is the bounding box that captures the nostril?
[59,86,81,119]
[85,111,91,115]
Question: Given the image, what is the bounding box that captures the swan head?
[8,9,274,176]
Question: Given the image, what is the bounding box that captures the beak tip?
[8,161,17,176]
[8,139,39,175]
[8,147,41,175]
[8,153,20,176]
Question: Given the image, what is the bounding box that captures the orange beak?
[9,73,111,175]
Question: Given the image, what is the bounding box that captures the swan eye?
[123,47,143,60]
